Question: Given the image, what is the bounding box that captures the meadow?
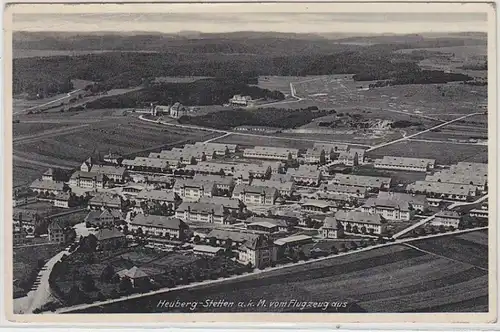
[367,140,488,165]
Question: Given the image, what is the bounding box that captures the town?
[13,97,489,313]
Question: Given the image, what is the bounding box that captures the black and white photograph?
[5,2,496,323]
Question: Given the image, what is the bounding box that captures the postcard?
[3,1,497,325]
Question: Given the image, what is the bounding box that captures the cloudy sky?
[11,5,489,34]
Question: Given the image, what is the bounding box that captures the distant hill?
[13,31,359,56]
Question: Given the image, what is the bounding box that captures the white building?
[232,184,278,205]
[335,210,387,235]
[321,216,345,239]
[331,174,392,191]
[251,179,295,197]
[337,151,358,166]
[173,179,216,201]
[361,191,428,221]
[374,156,435,172]
[53,192,70,208]
[243,146,299,161]
[129,214,189,240]
[229,95,255,107]
[175,202,230,225]
[321,184,368,198]
[430,210,462,228]
[407,181,478,202]
[287,165,322,186]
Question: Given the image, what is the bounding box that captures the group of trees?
[85,77,284,109]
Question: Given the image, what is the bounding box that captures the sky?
[12,11,488,34]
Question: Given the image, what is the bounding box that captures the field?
[13,160,47,188]
[13,114,215,188]
[13,243,64,298]
[78,230,488,313]
[367,140,488,164]
[13,122,74,137]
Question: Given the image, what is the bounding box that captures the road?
[366,112,485,152]
[393,195,488,239]
[254,77,328,108]
[392,214,436,239]
[203,132,232,143]
[13,154,75,170]
[14,124,91,145]
[448,194,488,209]
[53,226,487,314]
[14,249,69,314]
[15,89,83,115]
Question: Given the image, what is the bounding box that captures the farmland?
[13,114,215,186]
[76,231,489,313]
[13,122,74,137]
[367,140,488,164]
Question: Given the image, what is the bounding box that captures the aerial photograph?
[10,6,490,316]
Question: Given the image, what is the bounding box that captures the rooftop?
[130,214,186,230]
[332,174,392,188]
[313,143,348,152]
[274,234,312,246]
[322,216,341,230]
[335,210,386,225]
[363,191,427,212]
[70,170,104,181]
[136,189,177,202]
[245,146,299,155]
[95,227,125,241]
[176,201,226,216]
[252,179,294,192]
[193,244,224,253]
[198,196,241,209]
[232,184,278,196]
[30,179,65,191]
[193,173,234,186]
[407,181,478,196]
[375,156,435,168]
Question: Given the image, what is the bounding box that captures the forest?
[85,78,285,108]
[13,33,483,96]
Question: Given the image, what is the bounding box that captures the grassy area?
[77,232,488,313]
[366,140,488,165]
[13,243,64,298]
[352,165,427,186]
[13,123,74,138]
[13,117,213,184]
